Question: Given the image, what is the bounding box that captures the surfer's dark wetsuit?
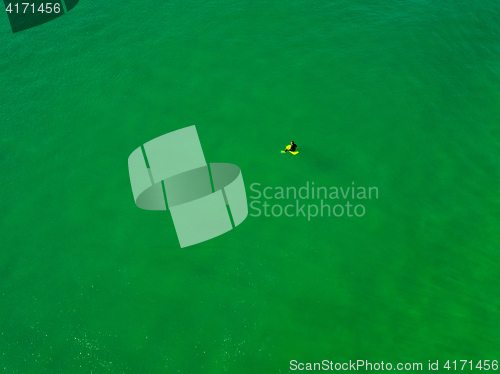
[284,142,298,152]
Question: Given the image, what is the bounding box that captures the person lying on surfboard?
[282,141,297,153]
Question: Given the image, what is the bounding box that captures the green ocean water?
[1,0,500,372]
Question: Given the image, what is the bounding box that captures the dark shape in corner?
[4,0,80,33]
[64,0,79,11]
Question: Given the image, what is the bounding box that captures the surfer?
[282,141,297,153]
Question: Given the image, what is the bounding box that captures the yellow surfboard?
[283,145,299,155]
